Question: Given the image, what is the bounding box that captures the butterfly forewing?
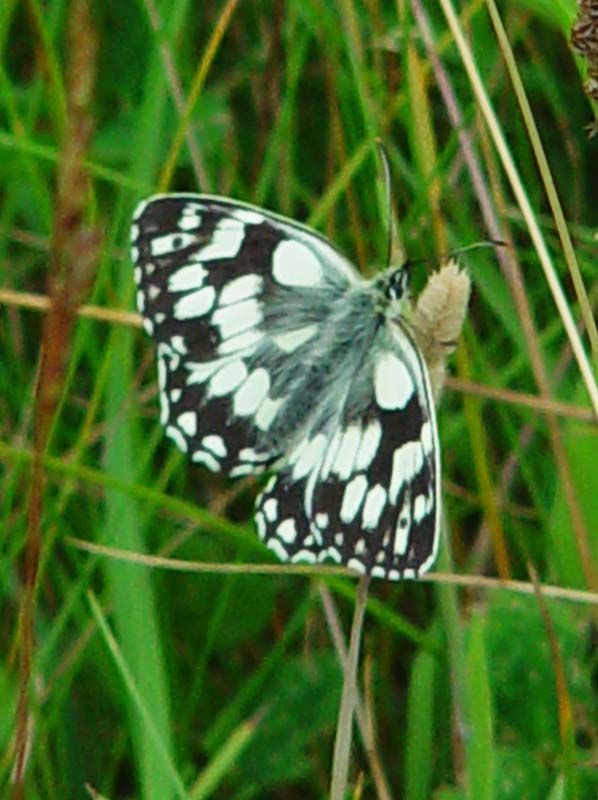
[132,194,359,476]
[132,193,441,579]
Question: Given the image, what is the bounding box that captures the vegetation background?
[1,0,597,798]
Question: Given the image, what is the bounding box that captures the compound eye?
[390,271,408,300]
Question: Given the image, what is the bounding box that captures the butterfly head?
[373,263,412,314]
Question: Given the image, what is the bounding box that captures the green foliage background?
[1,1,597,798]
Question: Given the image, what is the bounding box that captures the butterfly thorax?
[255,271,414,458]
[371,264,411,313]
[256,283,381,454]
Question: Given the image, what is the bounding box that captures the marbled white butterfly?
[131,194,440,580]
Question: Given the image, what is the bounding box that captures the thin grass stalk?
[528,564,579,800]
[56,534,598,608]
[141,0,210,190]
[330,575,371,800]
[319,583,393,800]
[158,0,241,191]
[484,0,598,367]
[87,592,189,800]
[12,3,99,793]
[437,0,598,420]
[414,0,597,588]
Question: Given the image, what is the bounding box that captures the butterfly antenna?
[375,139,394,269]
[446,239,508,258]
[405,239,507,272]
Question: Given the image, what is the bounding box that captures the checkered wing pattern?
[132,193,440,579]
[255,321,440,580]
[132,194,359,477]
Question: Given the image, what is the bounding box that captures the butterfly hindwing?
[131,194,359,476]
[254,322,440,579]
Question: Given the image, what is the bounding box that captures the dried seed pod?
[411,260,471,400]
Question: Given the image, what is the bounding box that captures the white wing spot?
[315,512,329,529]
[197,218,244,261]
[332,425,361,479]
[272,240,323,287]
[218,328,263,356]
[177,411,197,437]
[347,557,366,574]
[177,213,201,230]
[272,324,318,353]
[145,263,156,276]
[151,232,197,257]
[255,511,266,539]
[166,425,188,453]
[321,430,342,480]
[255,395,284,431]
[136,291,145,312]
[231,208,264,225]
[157,357,167,391]
[362,484,387,529]
[171,335,187,354]
[354,538,366,555]
[212,298,263,339]
[192,450,220,472]
[148,285,160,301]
[390,442,424,504]
[208,360,248,396]
[230,463,257,478]
[354,419,382,471]
[323,547,342,563]
[170,389,182,403]
[394,502,411,555]
[340,474,369,524]
[421,420,433,453]
[202,434,227,457]
[131,246,139,263]
[291,549,317,564]
[374,351,413,410]
[413,492,432,523]
[291,434,327,480]
[239,447,271,462]
[267,538,289,561]
[159,393,169,426]
[220,274,263,305]
[186,358,221,385]
[130,223,139,242]
[173,286,216,320]
[168,264,208,292]
[234,368,270,416]
[276,518,298,545]
[133,266,142,284]
[263,498,278,522]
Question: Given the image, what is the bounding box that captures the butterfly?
[131,194,440,580]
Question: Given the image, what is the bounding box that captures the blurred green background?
[1,0,597,798]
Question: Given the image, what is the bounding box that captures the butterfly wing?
[254,320,440,579]
[131,194,360,476]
